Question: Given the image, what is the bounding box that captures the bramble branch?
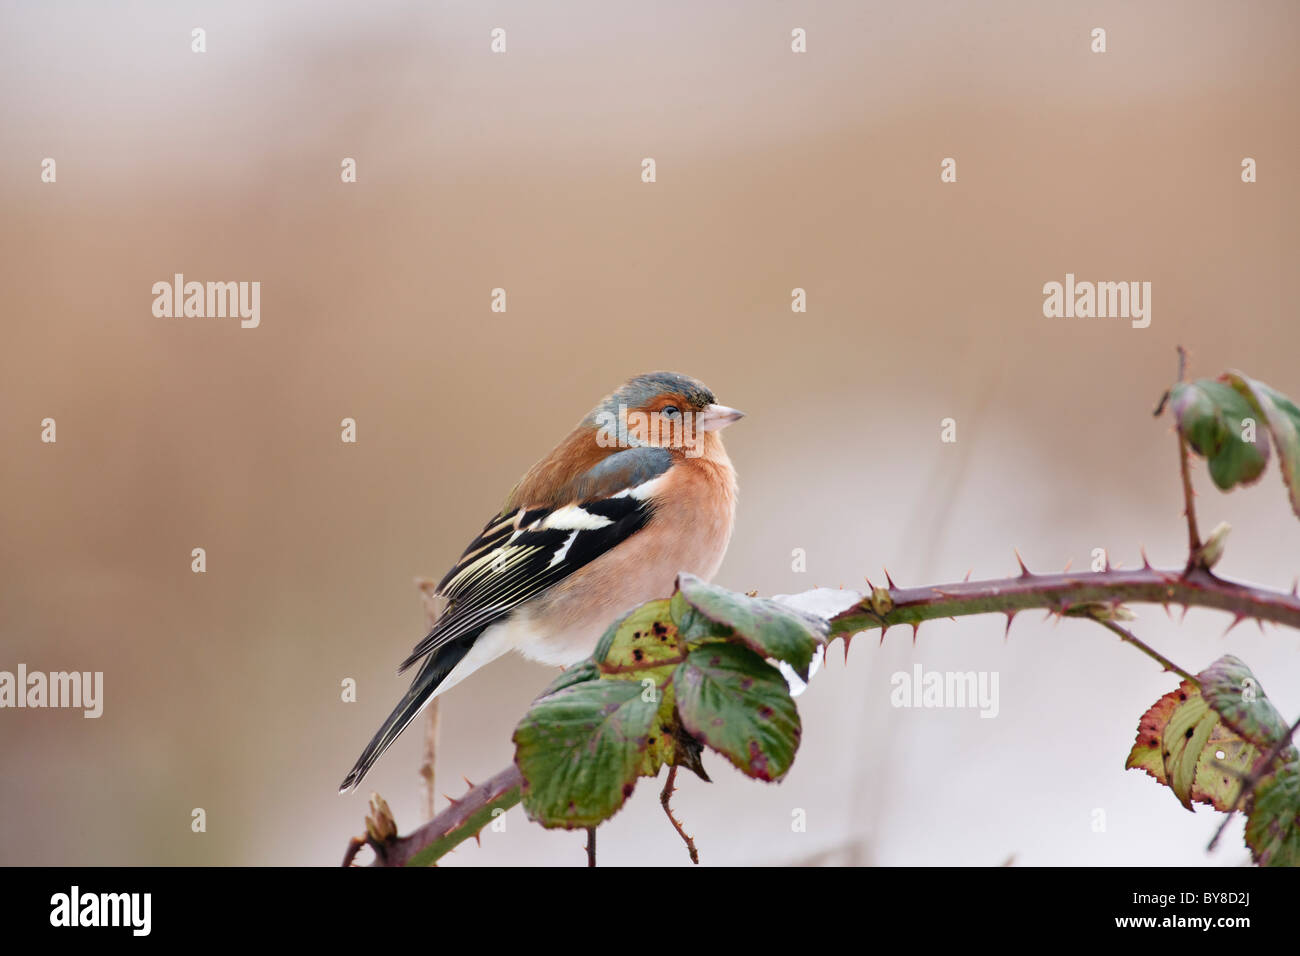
[827,563,1300,643]
[347,560,1300,866]
[346,765,523,867]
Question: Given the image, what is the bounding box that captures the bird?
[339,371,744,793]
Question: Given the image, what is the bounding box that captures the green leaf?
[674,643,800,781]
[593,598,686,683]
[539,659,600,696]
[1245,760,1300,867]
[1222,372,1300,519]
[1168,380,1269,491]
[1126,656,1295,815]
[674,573,826,680]
[513,678,659,829]
[1126,675,1261,812]
[636,682,702,779]
[1163,690,1220,811]
[1198,654,1296,753]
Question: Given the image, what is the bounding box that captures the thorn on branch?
[1015,549,1032,578]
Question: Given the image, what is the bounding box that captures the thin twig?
[1207,712,1300,853]
[1089,616,1198,684]
[585,827,597,867]
[419,700,441,822]
[1178,435,1203,565]
[1170,347,1204,565]
[416,578,443,822]
[660,765,699,864]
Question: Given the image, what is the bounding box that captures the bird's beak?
[697,403,745,432]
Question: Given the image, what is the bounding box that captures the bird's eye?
[661,405,681,419]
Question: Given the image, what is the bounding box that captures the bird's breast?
[515,452,737,667]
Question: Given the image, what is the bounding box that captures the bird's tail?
[338,635,475,794]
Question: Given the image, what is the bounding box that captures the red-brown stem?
[660,765,700,865]
[351,765,524,867]
[1170,346,1203,567]
[1178,435,1203,566]
[828,566,1300,639]
[1207,712,1300,853]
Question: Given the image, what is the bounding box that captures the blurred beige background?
[1,0,1298,866]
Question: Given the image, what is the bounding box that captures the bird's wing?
[396,446,674,673]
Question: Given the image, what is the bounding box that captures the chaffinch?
[340,371,743,793]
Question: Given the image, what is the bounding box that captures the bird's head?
[510,372,743,508]
[585,371,744,459]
